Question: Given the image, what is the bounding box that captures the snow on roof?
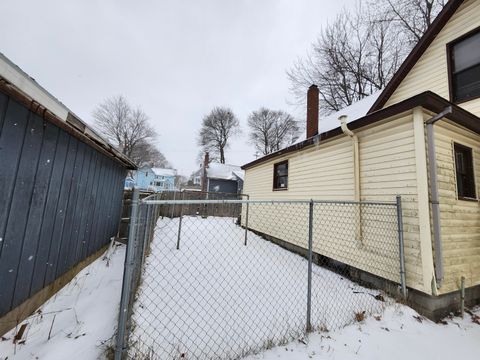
[319,91,381,133]
[207,163,244,181]
[232,170,245,181]
[151,168,177,177]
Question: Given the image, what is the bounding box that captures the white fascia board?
[0,53,69,121]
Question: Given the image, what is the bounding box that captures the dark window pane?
[276,163,288,177]
[454,143,476,199]
[451,30,480,102]
[453,64,480,101]
[274,161,288,189]
[452,31,480,72]
[276,176,288,189]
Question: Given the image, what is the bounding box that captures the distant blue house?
[133,166,177,192]
[124,176,135,190]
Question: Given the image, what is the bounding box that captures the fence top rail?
[140,198,398,206]
[141,191,250,202]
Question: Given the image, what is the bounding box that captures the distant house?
[192,153,244,194]
[242,0,480,319]
[124,176,135,190]
[133,166,177,192]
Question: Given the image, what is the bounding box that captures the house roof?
[207,163,245,181]
[242,91,480,170]
[368,0,464,113]
[0,52,137,169]
[319,91,381,133]
[151,168,177,177]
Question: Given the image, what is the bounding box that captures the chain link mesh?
[120,196,401,359]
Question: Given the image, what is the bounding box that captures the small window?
[454,143,476,199]
[273,161,288,190]
[449,30,480,102]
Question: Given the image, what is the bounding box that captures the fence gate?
[115,191,405,360]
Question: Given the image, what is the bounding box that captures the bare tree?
[247,108,300,156]
[130,140,171,168]
[93,95,157,158]
[93,95,170,167]
[198,107,240,164]
[287,7,403,114]
[287,1,445,115]
[380,0,446,45]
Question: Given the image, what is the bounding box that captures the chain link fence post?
[306,199,313,332]
[115,188,140,360]
[244,194,250,246]
[176,191,184,250]
[396,195,407,299]
[140,202,153,268]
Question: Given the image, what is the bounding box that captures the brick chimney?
[306,84,319,139]
[201,152,209,192]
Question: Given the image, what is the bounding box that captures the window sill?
[458,196,478,202]
[452,93,480,105]
[273,188,288,191]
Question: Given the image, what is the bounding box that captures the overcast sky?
[0,0,353,176]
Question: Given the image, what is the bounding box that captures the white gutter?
[339,115,360,202]
[339,115,362,241]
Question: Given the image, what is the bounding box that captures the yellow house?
[241,0,480,319]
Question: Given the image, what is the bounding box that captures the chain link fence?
[115,192,405,360]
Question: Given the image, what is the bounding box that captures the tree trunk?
[220,147,225,164]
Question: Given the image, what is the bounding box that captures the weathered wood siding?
[243,113,432,293]
[384,0,480,116]
[0,93,127,317]
[433,119,480,294]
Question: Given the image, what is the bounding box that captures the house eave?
[242,91,480,170]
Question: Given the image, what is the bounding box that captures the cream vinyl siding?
[432,120,480,294]
[384,0,480,117]
[244,137,355,200]
[243,113,430,293]
[359,114,426,291]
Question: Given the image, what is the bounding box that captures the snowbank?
[244,305,480,360]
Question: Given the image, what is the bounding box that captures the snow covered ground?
[129,216,389,359]
[0,242,125,360]
[244,305,480,360]
[0,219,478,360]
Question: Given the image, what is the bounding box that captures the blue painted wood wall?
[0,92,127,317]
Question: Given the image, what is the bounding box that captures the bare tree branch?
[247,108,300,156]
[92,95,168,167]
[198,107,241,164]
[287,0,445,115]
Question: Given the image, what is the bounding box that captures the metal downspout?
[338,115,360,203]
[426,106,452,288]
[339,115,362,240]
